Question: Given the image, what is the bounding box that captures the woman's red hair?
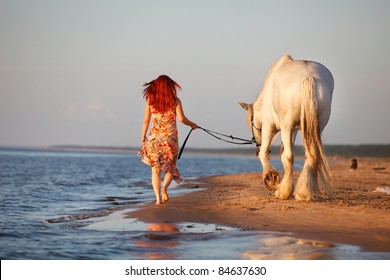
[143,75,181,112]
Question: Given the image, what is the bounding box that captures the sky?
[0,0,389,148]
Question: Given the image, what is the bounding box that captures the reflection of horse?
[240,54,334,201]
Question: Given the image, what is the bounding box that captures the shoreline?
[127,157,390,254]
[2,145,389,159]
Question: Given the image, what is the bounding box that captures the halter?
[251,114,262,147]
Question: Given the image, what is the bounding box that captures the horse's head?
[239,102,262,155]
[239,102,253,126]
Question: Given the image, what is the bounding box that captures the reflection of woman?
[135,223,180,260]
[139,75,198,205]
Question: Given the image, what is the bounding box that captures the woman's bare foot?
[162,188,169,203]
[155,196,163,205]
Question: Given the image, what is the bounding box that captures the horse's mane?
[255,54,294,105]
[263,54,293,89]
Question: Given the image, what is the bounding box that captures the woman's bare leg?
[162,172,173,203]
[151,167,162,204]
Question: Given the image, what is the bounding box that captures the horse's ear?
[239,102,250,111]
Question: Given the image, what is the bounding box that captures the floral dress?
[139,105,182,183]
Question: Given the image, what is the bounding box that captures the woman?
[139,75,198,205]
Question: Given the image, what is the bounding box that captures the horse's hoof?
[263,170,280,191]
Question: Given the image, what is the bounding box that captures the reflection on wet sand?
[135,223,181,260]
[243,235,335,260]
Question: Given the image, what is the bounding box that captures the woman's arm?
[141,101,151,143]
[176,98,198,129]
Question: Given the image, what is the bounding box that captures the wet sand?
[127,157,390,253]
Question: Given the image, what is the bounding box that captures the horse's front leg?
[258,127,280,191]
[276,128,296,199]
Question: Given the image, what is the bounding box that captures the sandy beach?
[127,157,390,255]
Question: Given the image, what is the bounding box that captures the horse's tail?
[300,76,332,197]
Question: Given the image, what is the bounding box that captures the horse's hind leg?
[294,154,319,201]
[276,128,295,199]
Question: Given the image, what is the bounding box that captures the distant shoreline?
[35,144,390,158]
[1,144,389,158]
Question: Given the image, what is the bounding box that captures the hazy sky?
[1,0,389,148]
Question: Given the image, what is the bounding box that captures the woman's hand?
[191,123,199,130]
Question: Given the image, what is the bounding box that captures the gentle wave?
[46,209,115,224]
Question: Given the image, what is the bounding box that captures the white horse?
[240,54,334,201]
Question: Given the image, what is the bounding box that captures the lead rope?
[178,126,257,160]
[177,128,194,160]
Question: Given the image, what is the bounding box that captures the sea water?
[0,148,389,260]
